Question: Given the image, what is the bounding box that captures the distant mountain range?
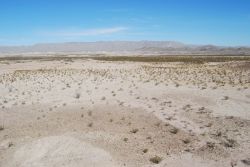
[0,41,250,55]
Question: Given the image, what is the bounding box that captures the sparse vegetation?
[1,55,250,63]
[0,55,249,167]
[91,56,250,63]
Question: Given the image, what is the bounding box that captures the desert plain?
[0,56,249,167]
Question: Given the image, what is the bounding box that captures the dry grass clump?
[130,128,139,134]
[169,127,178,134]
[222,138,237,148]
[222,96,229,100]
[182,138,191,144]
[143,148,148,153]
[206,141,216,149]
[123,137,128,142]
[75,93,81,99]
[241,158,250,165]
[198,107,205,111]
[88,111,92,116]
[149,156,162,164]
[8,142,14,148]
[88,122,93,127]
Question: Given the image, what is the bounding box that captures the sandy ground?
[0,58,249,167]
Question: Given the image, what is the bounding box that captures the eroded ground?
[0,58,249,167]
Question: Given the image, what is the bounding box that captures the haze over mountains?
[0,41,250,55]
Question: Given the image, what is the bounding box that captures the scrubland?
[0,56,249,167]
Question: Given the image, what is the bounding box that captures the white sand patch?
[10,135,118,167]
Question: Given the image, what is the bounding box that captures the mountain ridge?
[0,41,250,55]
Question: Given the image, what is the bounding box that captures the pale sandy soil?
[0,58,249,167]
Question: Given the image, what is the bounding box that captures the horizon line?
[0,40,249,48]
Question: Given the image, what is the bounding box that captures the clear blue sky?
[0,0,249,46]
